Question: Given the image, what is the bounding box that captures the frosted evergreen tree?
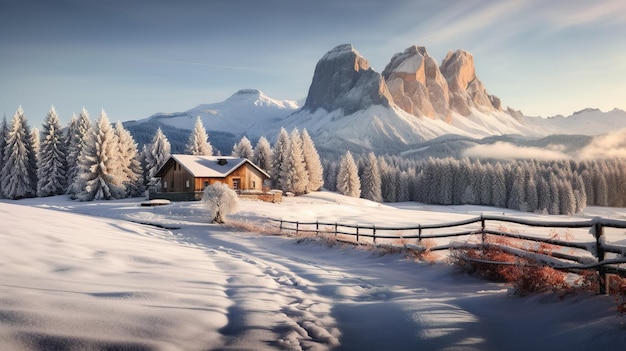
[281,128,308,195]
[507,178,524,210]
[66,108,91,194]
[115,121,144,197]
[336,151,360,198]
[37,106,67,197]
[301,129,324,192]
[491,163,507,208]
[270,128,289,190]
[397,171,410,202]
[1,107,38,199]
[548,175,561,215]
[536,177,551,213]
[145,127,171,185]
[439,159,454,205]
[185,117,212,156]
[359,152,382,202]
[322,159,338,192]
[525,177,538,212]
[479,164,493,205]
[379,157,397,202]
[573,174,587,213]
[30,127,40,164]
[74,110,126,201]
[252,136,272,172]
[232,135,254,160]
[559,180,576,215]
[594,172,608,207]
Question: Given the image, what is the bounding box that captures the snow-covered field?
[1,192,626,351]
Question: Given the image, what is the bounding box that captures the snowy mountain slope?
[147,89,299,138]
[524,108,626,136]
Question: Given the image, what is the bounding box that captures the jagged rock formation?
[382,46,451,122]
[440,49,502,116]
[304,44,506,121]
[302,44,393,115]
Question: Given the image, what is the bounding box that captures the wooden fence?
[267,215,626,294]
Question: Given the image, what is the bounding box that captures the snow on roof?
[168,155,269,178]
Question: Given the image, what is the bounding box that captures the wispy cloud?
[463,141,571,160]
[546,0,626,29]
[133,57,277,73]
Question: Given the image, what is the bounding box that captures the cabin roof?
[155,155,270,179]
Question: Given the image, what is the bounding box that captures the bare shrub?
[450,233,568,296]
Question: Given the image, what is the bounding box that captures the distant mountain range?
[124,44,626,158]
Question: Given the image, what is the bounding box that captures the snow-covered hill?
[1,194,625,350]
[525,108,626,136]
[148,89,299,138]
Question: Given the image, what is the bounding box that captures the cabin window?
[251,180,256,189]
[163,181,167,189]
[233,179,240,190]
[203,181,209,189]
[185,180,190,188]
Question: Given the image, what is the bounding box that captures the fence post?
[481,215,486,247]
[373,224,376,244]
[296,221,299,235]
[280,220,283,231]
[356,224,359,242]
[335,222,338,237]
[594,219,607,295]
[418,225,422,244]
[316,221,319,236]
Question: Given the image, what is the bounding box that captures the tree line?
[324,152,626,215]
[0,106,324,201]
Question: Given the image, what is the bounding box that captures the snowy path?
[1,195,625,350]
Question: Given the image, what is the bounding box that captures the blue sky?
[1,0,625,127]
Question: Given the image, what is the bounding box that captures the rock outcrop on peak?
[302,44,393,116]
[382,46,451,122]
[440,49,502,116]
[304,44,509,123]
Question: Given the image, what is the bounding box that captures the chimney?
[217,158,228,165]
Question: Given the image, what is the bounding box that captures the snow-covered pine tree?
[252,136,272,172]
[270,128,289,190]
[301,129,323,192]
[559,180,576,215]
[232,135,254,160]
[185,117,212,156]
[66,108,91,195]
[336,151,360,198]
[74,110,126,201]
[536,177,551,214]
[322,159,338,192]
[1,107,38,199]
[491,163,507,208]
[525,177,539,212]
[359,152,382,202]
[379,156,397,202]
[37,106,67,197]
[145,127,171,186]
[115,121,144,197]
[281,128,308,195]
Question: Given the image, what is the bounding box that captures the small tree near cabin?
[202,182,239,224]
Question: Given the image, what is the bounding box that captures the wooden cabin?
[152,155,272,201]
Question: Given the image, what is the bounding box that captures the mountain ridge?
[124,44,626,157]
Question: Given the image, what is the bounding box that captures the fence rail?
[267,215,626,295]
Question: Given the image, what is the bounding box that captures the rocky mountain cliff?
[302,44,393,116]
[304,44,508,122]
